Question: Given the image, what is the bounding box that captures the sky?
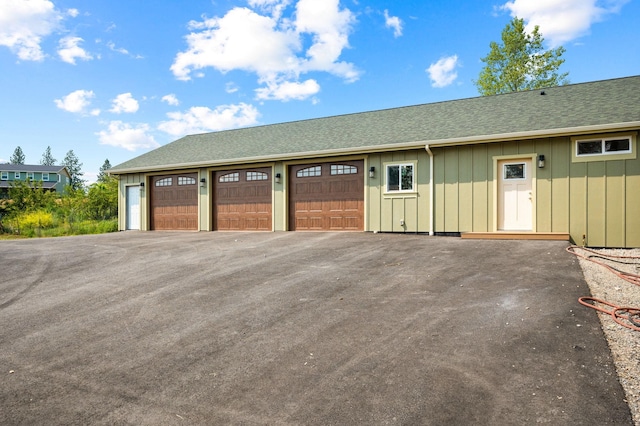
[1,0,638,184]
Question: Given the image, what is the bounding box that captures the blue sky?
[1,0,638,183]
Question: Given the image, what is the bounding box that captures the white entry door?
[498,159,532,231]
[126,186,141,230]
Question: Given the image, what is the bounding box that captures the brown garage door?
[289,160,364,231]
[150,173,198,230]
[214,168,272,231]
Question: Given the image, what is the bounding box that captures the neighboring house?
[110,75,640,248]
[0,164,71,195]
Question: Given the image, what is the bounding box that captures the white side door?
[126,186,141,230]
[498,159,532,231]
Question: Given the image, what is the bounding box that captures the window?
[1,172,7,181]
[14,172,21,179]
[331,164,357,175]
[504,163,526,180]
[155,177,172,186]
[246,171,268,181]
[386,164,414,192]
[28,172,34,180]
[178,176,196,185]
[219,172,239,183]
[576,136,632,157]
[42,173,49,182]
[296,166,321,177]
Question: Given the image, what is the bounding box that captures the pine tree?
[10,146,26,164]
[41,146,57,166]
[97,159,112,183]
[474,17,569,96]
[62,150,85,191]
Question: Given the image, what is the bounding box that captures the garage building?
[110,76,640,248]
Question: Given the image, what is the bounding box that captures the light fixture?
[275,173,281,184]
[139,181,145,187]
[369,166,375,178]
[538,154,545,168]
[200,177,206,187]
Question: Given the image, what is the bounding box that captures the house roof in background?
[0,164,69,175]
[111,75,640,174]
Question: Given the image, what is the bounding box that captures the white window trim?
[575,136,632,157]
[14,172,20,179]
[1,171,8,180]
[42,173,50,182]
[572,133,636,162]
[384,162,416,194]
[28,172,34,180]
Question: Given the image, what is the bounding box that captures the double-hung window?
[386,163,414,192]
[1,172,8,181]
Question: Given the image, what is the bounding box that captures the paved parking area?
[0,232,632,425]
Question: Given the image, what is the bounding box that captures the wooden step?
[461,232,570,241]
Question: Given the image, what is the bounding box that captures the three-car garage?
[145,160,365,232]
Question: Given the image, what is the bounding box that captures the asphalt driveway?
[0,232,632,425]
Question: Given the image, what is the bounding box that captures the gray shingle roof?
[111,75,640,173]
[0,164,68,174]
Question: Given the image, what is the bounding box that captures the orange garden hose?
[567,245,640,331]
[578,297,640,332]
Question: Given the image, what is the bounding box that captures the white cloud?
[427,55,459,88]
[170,0,358,101]
[0,0,63,61]
[67,8,79,18]
[225,82,239,93]
[97,121,159,151]
[255,78,320,101]
[110,93,139,114]
[384,10,403,37]
[158,103,260,136]
[162,94,180,106]
[501,0,630,47]
[58,36,93,64]
[54,89,96,114]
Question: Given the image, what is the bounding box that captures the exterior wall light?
[538,154,545,168]
[369,166,375,178]
[139,181,145,187]
[275,173,281,184]
[200,177,206,187]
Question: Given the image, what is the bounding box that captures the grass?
[1,219,118,238]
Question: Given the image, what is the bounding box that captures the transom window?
[178,176,196,185]
[297,166,321,177]
[504,163,526,180]
[219,172,239,183]
[386,164,414,192]
[246,171,268,181]
[155,177,172,186]
[330,164,357,175]
[576,136,632,156]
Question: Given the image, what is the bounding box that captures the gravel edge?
[575,247,640,426]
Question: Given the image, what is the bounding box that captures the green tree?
[87,178,118,220]
[7,180,55,214]
[97,159,112,183]
[10,146,26,164]
[475,17,569,96]
[41,146,57,166]
[62,150,85,191]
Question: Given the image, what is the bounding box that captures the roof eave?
[109,121,640,175]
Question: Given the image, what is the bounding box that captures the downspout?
[425,144,434,236]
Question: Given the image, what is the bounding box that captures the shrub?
[17,210,54,229]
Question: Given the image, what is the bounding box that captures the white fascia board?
[110,121,640,174]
